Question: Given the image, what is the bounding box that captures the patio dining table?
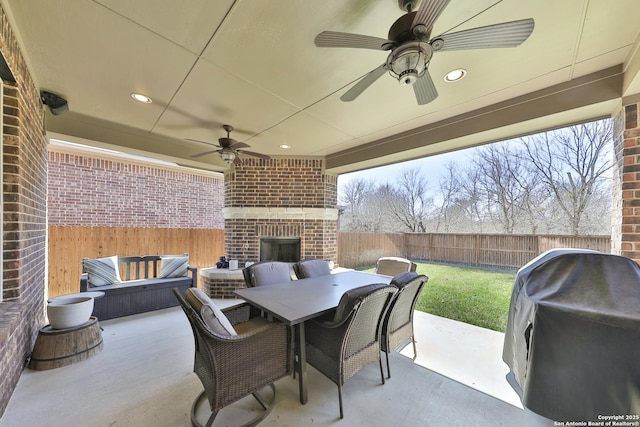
[234,270,392,404]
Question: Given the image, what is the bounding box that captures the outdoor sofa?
[80,253,197,320]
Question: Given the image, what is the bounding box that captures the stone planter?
[47,296,94,329]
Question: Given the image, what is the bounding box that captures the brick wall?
[225,158,336,208]
[48,144,225,228]
[612,101,640,261]
[0,1,49,416]
[223,158,338,270]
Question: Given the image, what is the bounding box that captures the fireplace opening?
[260,237,301,263]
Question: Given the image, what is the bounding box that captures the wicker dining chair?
[381,271,428,378]
[292,259,331,279]
[305,283,397,419]
[242,260,293,287]
[173,288,292,427]
[375,256,417,276]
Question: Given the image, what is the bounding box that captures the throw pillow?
[160,255,189,278]
[184,288,237,336]
[82,255,122,287]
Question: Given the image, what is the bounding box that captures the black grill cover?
[502,249,640,421]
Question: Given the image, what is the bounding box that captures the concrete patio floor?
[0,303,554,427]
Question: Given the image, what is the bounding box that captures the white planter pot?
[47,296,94,329]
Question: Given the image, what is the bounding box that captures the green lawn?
[359,262,516,332]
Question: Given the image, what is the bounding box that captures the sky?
[337,148,476,197]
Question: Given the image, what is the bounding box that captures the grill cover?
[502,249,640,421]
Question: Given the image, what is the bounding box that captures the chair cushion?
[82,255,122,286]
[185,288,237,336]
[333,283,391,324]
[233,316,270,335]
[390,271,420,289]
[296,259,331,278]
[159,255,189,278]
[249,262,292,286]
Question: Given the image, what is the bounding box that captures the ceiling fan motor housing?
[388,12,431,43]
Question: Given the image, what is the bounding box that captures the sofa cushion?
[159,255,189,278]
[185,288,237,336]
[82,255,122,286]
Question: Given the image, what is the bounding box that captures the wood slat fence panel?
[48,226,224,298]
[337,232,405,268]
[338,232,611,270]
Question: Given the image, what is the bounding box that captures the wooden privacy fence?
[338,232,611,270]
[337,232,406,268]
[48,226,224,297]
[49,228,611,297]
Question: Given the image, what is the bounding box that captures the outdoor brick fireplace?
[260,237,301,262]
[201,158,338,298]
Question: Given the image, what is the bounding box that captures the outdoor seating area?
[80,254,198,320]
[2,300,551,426]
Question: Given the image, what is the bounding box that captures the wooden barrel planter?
[28,316,103,370]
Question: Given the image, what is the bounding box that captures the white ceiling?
[3,0,640,174]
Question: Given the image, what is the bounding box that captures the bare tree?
[436,162,467,232]
[519,119,613,235]
[458,167,487,233]
[472,143,538,233]
[337,120,612,235]
[338,178,373,231]
[381,168,433,232]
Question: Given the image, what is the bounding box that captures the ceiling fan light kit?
[387,41,433,86]
[220,149,236,163]
[314,0,534,105]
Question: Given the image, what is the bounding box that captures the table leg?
[295,322,308,404]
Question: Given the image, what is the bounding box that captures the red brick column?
[612,101,640,262]
[223,158,338,264]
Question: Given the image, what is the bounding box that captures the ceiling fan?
[189,124,271,164]
[314,0,534,105]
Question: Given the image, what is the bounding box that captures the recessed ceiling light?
[444,69,467,82]
[279,144,291,149]
[131,93,152,103]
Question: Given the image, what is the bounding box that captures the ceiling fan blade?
[186,138,221,149]
[413,70,438,105]
[314,31,393,50]
[190,149,221,158]
[340,64,387,102]
[412,0,451,30]
[238,150,271,160]
[434,18,534,51]
[230,141,250,149]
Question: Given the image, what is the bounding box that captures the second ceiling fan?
[314,0,534,105]
[189,125,271,165]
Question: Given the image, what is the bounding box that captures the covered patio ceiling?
[2,0,640,174]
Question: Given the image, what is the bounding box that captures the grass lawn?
[359,262,516,333]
